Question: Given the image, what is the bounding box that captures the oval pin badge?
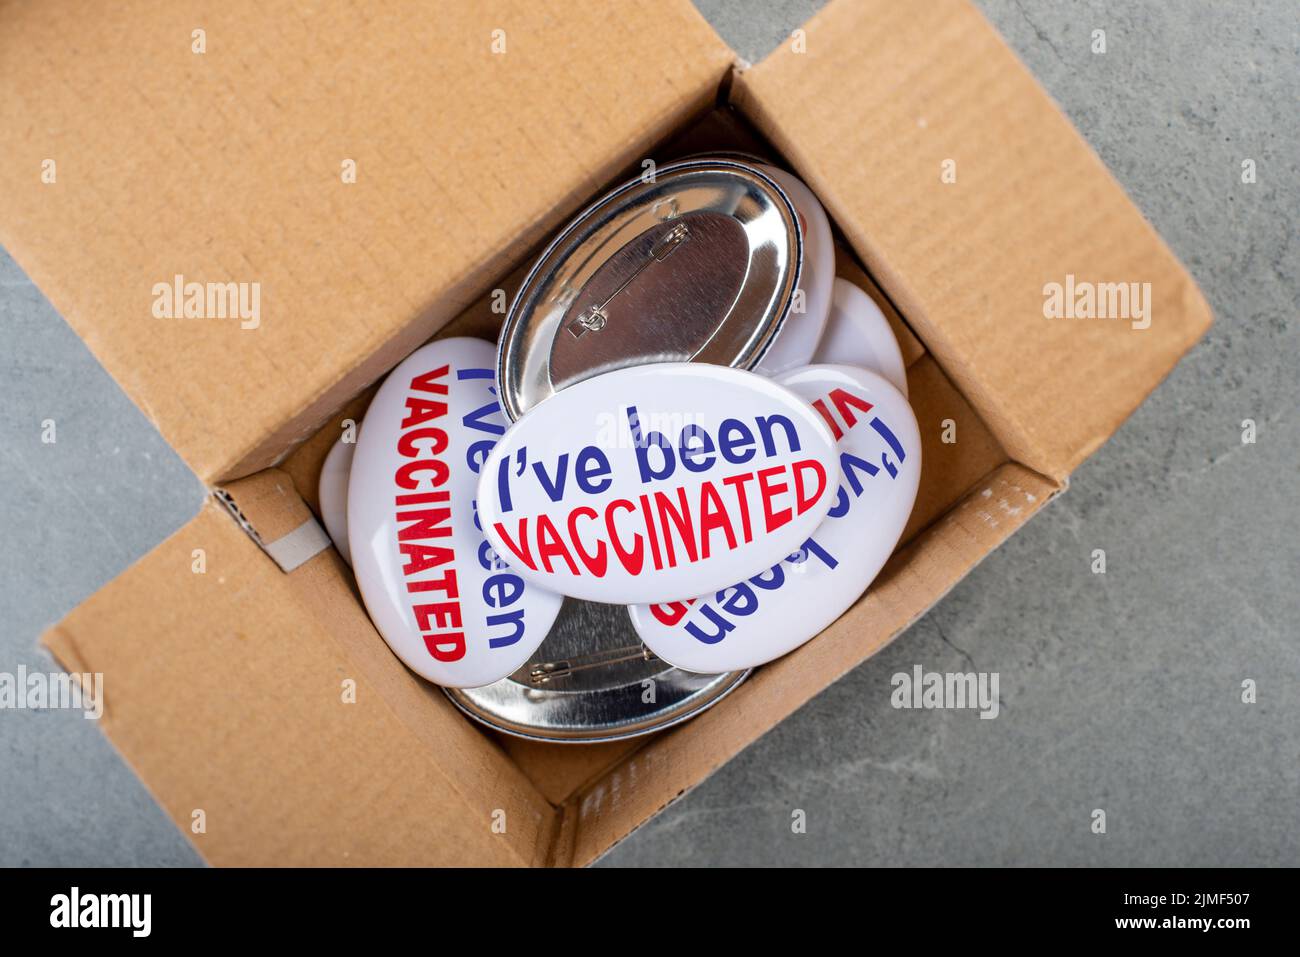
[476,362,841,605]
[753,164,834,376]
[348,337,563,688]
[318,432,356,566]
[812,278,909,397]
[628,364,920,672]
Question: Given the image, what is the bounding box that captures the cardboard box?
[0,0,1211,866]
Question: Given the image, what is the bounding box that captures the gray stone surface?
[1,0,1296,867]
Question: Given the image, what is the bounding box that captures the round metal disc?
[497,157,802,421]
[444,599,749,743]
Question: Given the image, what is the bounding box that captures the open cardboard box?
[0,0,1211,866]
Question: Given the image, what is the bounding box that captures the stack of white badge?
[320,156,921,708]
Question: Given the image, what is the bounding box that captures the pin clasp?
[566,222,691,339]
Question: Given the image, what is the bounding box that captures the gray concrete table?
[1,0,1296,867]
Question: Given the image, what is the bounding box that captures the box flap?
[565,461,1060,865]
[0,0,733,482]
[43,498,558,866]
[734,0,1212,480]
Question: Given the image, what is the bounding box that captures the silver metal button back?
[445,600,748,743]
[497,157,803,421]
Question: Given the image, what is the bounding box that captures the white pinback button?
[318,432,355,566]
[628,364,921,673]
[752,164,834,376]
[348,336,562,688]
[812,278,909,397]
[476,361,841,605]
[497,157,804,421]
[445,600,748,742]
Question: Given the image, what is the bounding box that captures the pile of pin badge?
[321,156,920,742]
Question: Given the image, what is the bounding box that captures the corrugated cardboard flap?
[563,462,1062,865]
[0,0,733,483]
[734,0,1212,481]
[43,494,559,866]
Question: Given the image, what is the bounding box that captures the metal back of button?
[444,600,748,743]
[497,158,802,421]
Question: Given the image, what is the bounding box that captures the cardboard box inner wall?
[4,0,1211,866]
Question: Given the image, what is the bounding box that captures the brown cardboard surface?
[733,0,1212,481]
[219,468,318,543]
[44,499,557,866]
[500,738,646,807]
[280,388,376,519]
[24,0,1212,868]
[0,0,733,483]
[564,461,1060,866]
[901,356,1008,544]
